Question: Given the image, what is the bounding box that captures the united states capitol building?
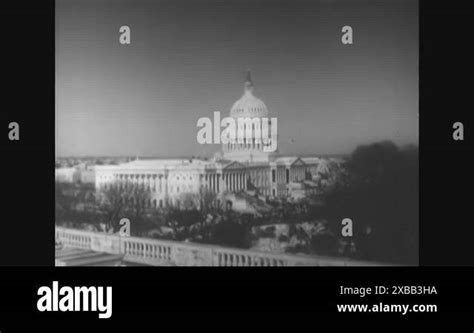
[94,72,342,213]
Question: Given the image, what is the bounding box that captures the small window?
[272,170,276,183]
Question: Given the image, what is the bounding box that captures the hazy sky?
[56,0,418,157]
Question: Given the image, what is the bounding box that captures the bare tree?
[180,192,200,210]
[126,185,152,229]
[199,188,218,213]
[98,184,126,231]
[99,183,152,232]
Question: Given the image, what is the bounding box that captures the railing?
[55,226,387,267]
[56,227,92,250]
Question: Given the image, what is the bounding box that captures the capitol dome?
[222,70,275,163]
[229,70,269,119]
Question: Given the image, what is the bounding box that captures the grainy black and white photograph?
[55,0,418,266]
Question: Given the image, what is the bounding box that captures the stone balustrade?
[55,226,387,267]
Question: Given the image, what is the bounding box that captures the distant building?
[78,166,96,184]
[55,167,80,183]
[55,165,96,185]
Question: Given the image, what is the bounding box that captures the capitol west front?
[95,72,327,213]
